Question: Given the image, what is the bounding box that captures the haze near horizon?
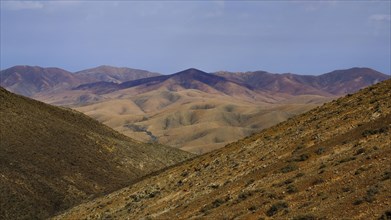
[0,1,390,75]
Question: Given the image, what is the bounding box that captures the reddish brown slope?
[0,66,80,97]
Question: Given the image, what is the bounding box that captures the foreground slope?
[0,87,193,219]
[56,79,391,219]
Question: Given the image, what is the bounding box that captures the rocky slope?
[54,79,391,219]
[0,87,193,219]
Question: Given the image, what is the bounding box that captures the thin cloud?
[1,1,82,11]
[369,14,391,22]
[1,1,44,11]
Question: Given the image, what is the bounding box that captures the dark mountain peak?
[169,68,229,88]
[173,68,208,76]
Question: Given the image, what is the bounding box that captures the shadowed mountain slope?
[77,68,264,100]
[0,87,193,220]
[55,79,391,219]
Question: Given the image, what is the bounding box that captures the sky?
[1,1,390,75]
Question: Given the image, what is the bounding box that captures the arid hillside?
[76,88,325,153]
[73,68,388,153]
[0,87,193,220]
[1,66,388,153]
[55,79,390,219]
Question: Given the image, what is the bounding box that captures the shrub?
[355,167,366,175]
[381,171,391,181]
[355,148,365,155]
[315,147,325,155]
[266,201,288,216]
[293,153,310,162]
[281,164,298,173]
[312,178,325,185]
[286,185,298,194]
[200,198,226,213]
[378,210,391,220]
[338,156,356,164]
[364,186,379,203]
[238,191,254,201]
[284,179,294,185]
[248,205,258,212]
[353,199,364,205]
[245,179,255,187]
[362,127,388,137]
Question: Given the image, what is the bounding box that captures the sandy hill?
[55,79,391,219]
[0,87,193,219]
[76,88,321,153]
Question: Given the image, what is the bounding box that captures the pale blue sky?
[1,1,390,75]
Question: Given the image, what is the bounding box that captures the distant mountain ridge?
[215,67,389,95]
[0,65,80,97]
[1,65,389,99]
[75,65,160,84]
[0,65,160,97]
[74,67,389,98]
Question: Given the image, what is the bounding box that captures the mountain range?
[1,65,389,153]
[54,78,391,220]
[1,65,390,219]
